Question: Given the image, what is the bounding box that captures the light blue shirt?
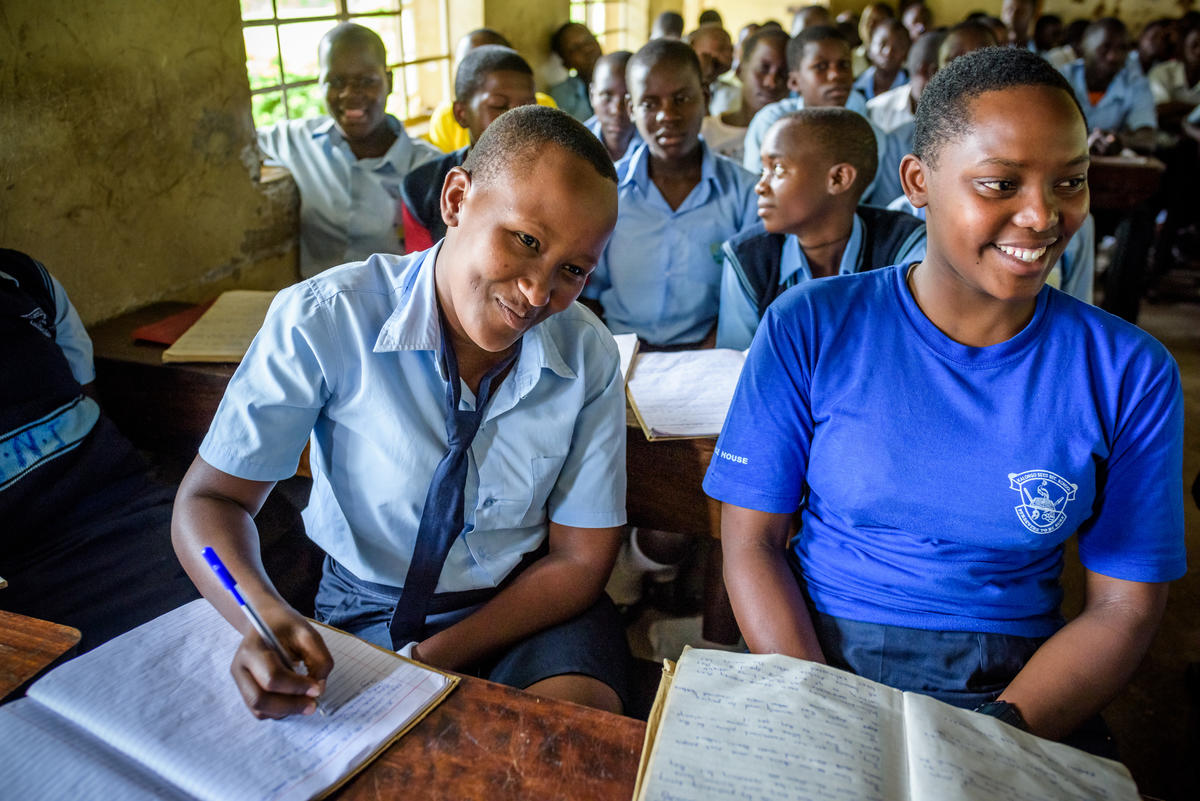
[741,95,888,203]
[886,196,1096,303]
[851,66,909,102]
[0,269,94,384]
[1059,59,1157,133]
[257,115,440,278]
[199,244,627,590]
[715,213,926,349]
[548,75,592,121]
[584,141,759,345]
[583,115,643,169]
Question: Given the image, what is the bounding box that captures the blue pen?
[201,547,326,715]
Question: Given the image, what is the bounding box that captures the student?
[585,51,643,163]
[400,46,536,251]
[425,29,557,154]
[688,24,738,115]
[1133,18,1175,77]
[701,27,790,163]
[866,30,943,133]
[548,22,602,121]
[900,1,932,40]
[1059,17,1158,155]
[853,2,895,76]
[582,39,758,346]
[1,250,198,652]
[704,47,1184,756]
[1001,0,1038,50]
[172,106,632,718]
[716,109,926,350]
[1147,25,1200,107]
[1033,14,1065,58]
[652,11,685,41]
[257,23,439,278]
[853,19,911,101]
[790,5,833,37]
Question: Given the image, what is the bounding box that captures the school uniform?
[583,115,644,165]
[865,82,915,134]
[851,66,909,102]
[1147,60,1200,106]
[715,209,927,349]
[703,265,1185,718]
[198,243,630,699]
[548,75,592,121]
[885,197,1098,305]
[257,115,440,278]
[423,94,558,154]
[582,141,759,345]
[398,147,467,252]
[700,115,749,163]
[1059,59,1157,132]
[0,250,197,652]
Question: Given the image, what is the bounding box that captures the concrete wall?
[0,0,298,326]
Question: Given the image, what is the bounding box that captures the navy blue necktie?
[389,317,521,647]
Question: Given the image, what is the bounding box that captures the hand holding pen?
[201,547,333,718]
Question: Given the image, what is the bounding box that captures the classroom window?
[241,0,452,129]
[570,0,630,52]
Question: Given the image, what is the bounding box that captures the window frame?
[569,0,631,51]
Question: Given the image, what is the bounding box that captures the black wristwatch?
[972,700,1030,732]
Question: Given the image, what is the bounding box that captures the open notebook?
[0,600,457,801]
[161,290,277,363]
[635,647,1139,801]
[625,349,746,440]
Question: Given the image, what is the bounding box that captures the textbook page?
[161,289,277,363]
[27,600,455,801]
[0,699,195,801]
[626,349,745,439]
[637,648,907,801]
[901,691,1139,801]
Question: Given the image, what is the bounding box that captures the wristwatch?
[972,700,1030,732]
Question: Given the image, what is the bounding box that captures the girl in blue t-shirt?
[703,47,1185,755]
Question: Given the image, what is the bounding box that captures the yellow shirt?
[424,92,557,152]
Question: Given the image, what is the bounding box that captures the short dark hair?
[1082,17,1127,53]
[908,30,946,74]
[786,25,849,72]
[462,105,617,188]
[628,38,705,88]
[653,12,685,38]
[740,27,790,69]
[777,108,878,196]
[319,22,387,65]
[550,22,589,58]
[698,10,723,26]
[454,45,532,101]
[913,47,1084,166]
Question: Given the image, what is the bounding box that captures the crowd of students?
[4,1,1195,773]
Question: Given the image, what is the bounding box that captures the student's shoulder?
[257,116,333,145]
[767,264,901,326]
[707,147,758,189]
[275,252,420,325]
[538,301,620,366]
[1047,290,1177,378]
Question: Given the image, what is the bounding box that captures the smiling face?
[628,58,707,164]
[739,36,789,114]
[437,145,617,357]
[902,85,1089,308]
[788,39,853,107]
[321,39,392,144]
[755,121,836,235]
[454,70,536,144]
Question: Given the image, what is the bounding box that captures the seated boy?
[582,39,758,346]
[717,109,926,350]
[585,51,643,163]
[256,23,439,278]
[548,22,603,121]
[741,27,891,205]
[172,106,632,717]
[400,45,536,251]
[425,29,558,154]
[852,18,911,102]
[1,249,198,652]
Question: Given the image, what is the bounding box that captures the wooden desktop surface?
[89,304,740,643]
[0,610,81,701]
[334,672,646,801]
[1088,154,1165,211]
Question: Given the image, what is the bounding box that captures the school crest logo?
[21,307,52,338]
[1008,470,1077,535]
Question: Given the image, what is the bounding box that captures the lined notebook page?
[638,649,907,801]
[626,349,746,439]
[902,692,1138,801]
[28,600,452,801]
[161,290,277,363]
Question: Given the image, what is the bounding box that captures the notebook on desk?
[160,290,278,363]
[0,600,457,801]
[634,647,1139,801]
[625,349,745,440]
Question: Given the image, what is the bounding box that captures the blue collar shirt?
[583,115,644,170]
[257,115,440,278]
[199,243,627,590]
[1059,59,1157,132]
[742,93,870,174]
[852,66,909,102]
[583,141,759,345]
[548,75,593,121]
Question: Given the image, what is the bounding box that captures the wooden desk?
[89,305,740,643]
[1088,155,1165,211]
[334,674,645,801]
[0,610,80,701]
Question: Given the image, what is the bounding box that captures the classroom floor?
[621,268,1200,801]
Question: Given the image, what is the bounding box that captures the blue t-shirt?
[703,265,1186,638]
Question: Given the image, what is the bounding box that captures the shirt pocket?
[473,453,568,531]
